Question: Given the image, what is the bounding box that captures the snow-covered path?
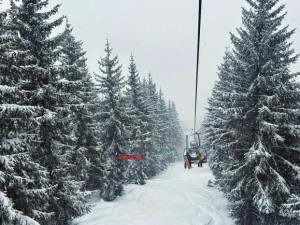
[73,162,235,225]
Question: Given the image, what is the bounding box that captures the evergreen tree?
[157,88,168,149]
[205,49,241,179]
[94,40,128,201]
[60,22,101,194]
[139,76,157,178]
[146,73,160,145]
[123,54,148,184]
[206,0,300,224]
[170,101,182,146]
[141,74,179,175]
[6,1,89,223]
[0,6,53,224]
[60,21,98,189]
[144,74,162,175]
[166,100,182,146]
[156,89,172,170]
[167,100,182,157]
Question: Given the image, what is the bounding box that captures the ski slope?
[73,161,235,225]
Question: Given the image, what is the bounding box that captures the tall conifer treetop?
[94,40,127,201]
[126,53,141,108]
[9,0,65,67]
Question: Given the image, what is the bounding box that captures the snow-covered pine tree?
[0,105,50,225]
[170,101,182,147]
[123,54,148,185]
[142,74,180,175]
[166,100,182,157]
[205,49,242,179]
[166,100,174,146]
[0,7,53,224]
[206,0,300,224]
[60,20,98,189]
[146,73,160,144]
[143,74,163,175]
[157,89,168,148]
[8,1,89,224]
[139,76,157,178]
[156,88,174,169]
[94,40,129,201]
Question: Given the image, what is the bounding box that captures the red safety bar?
[117,155,144,160]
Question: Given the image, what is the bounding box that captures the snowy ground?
[73,161,235,225]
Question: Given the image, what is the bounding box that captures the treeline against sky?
[0,0,182,224]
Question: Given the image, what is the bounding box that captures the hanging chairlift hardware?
[190,0,203,148]
[184,0,207,164]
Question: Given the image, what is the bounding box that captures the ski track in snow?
[73,161,235,225]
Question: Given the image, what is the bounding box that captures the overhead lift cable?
[194,0,202,134]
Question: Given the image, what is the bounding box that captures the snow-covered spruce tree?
[0,7,54,225]
[0,105,50,225]
[142,74,179,174]
[156,89,176,169]
[166,100,174,146]
[199,116,210,156]
[8,1,89,224]
[157,89,168,148]
[206,0,300,224]
[94,40,129,201]
[168,101,182,147]
[143,74,163,175]
[167,100,182,158]
[139,76,157,178]
[60,21,99,189]
[146,73,159,143]
[123,54,148,185]
[205,49,243,179]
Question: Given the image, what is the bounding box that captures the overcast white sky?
[2,0,300,130]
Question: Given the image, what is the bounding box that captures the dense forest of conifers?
[0,1,182,224]
[3,0,300,225]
